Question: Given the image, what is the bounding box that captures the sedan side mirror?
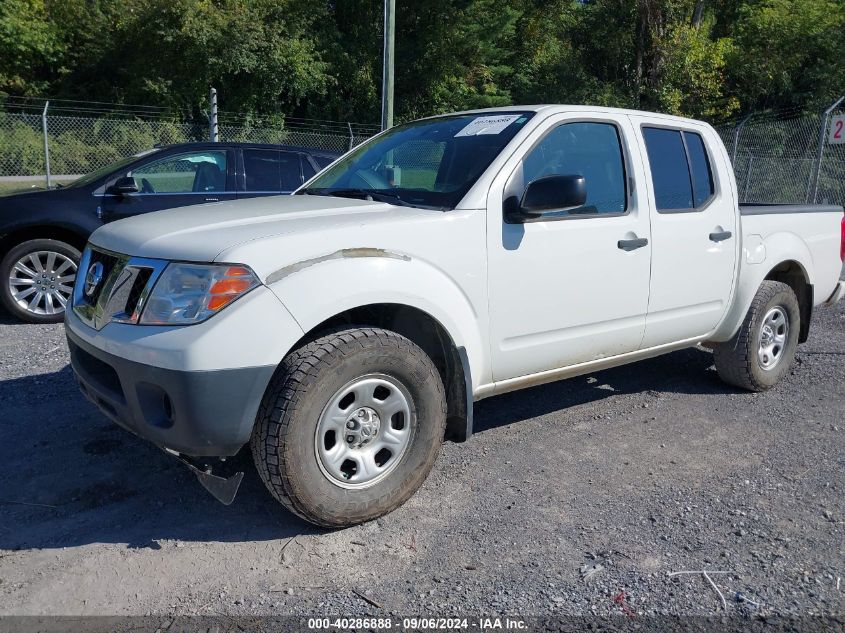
[109,175,139,195]
[509,174,587,222]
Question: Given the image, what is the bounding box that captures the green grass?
[398,168,437,189]
[142,173,195,191]
[0,171,193,194]
[0,179,75,194]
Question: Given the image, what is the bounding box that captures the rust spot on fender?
[265,248,411,284]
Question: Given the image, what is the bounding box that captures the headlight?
[139,263,260,325]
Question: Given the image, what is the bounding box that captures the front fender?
[265,251,489,391]
[711,230,815,342]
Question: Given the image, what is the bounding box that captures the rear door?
[238,148,308,198]
[100,149,235,222]
[630,118,738,347]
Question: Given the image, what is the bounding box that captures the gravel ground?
[0,271,843,624]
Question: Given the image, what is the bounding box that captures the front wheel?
[713,280,800,391]
[251,327,447,528]
[0,239,80,324]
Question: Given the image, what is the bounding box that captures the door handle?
[709,230,732,242]
[617,237,649,251]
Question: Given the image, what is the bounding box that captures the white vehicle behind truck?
[65,106,845,527]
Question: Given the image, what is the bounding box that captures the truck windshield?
[299,112,535,210]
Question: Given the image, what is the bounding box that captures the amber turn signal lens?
[207,294,237,311]
[205,267,258,312]
[209,278,253,295]
[224,266,253,277]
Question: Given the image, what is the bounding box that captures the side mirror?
[510,174,587,222]
[109,175,139,195]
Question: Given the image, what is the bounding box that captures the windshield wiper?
[300,188,411,207]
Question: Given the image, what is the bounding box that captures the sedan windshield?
[299,112,535,209]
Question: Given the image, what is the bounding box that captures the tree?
[0,0,842,125]
[728,0,845,111]
[0,0,61,95]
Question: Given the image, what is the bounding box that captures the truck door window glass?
[130,151,227,194]
[243,149,302,192]
[520,122,627,215]
[642,128,694,210]
[300,111,535,210]
[683,131,715,207]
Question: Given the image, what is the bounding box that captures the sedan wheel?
[0,239,81,324]
[9,250,77,316]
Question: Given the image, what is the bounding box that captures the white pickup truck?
[65,106,845,527]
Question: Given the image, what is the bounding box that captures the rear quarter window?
[684,132,715,207]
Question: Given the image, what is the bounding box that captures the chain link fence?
[4,97,845,204]
[0,99,379,184]
[715,97,845,205]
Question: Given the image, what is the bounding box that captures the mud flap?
[191,467,244,506]
[166,450,244,505]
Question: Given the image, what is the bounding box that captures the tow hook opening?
[164,449,244,505]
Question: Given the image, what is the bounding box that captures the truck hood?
[88,194,404,263]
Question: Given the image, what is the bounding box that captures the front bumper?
[67,325,275,457]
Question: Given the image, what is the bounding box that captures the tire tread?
[251,326,445,527]
[713,280,799,392]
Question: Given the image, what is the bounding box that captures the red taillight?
[841,215,845,262]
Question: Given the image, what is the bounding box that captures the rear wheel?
[0,239,80,324]
[251,327,446,528]
[713,280,800,391]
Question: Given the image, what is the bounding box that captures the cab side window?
[642,127,714,212]
[520,122,627,216]
[131,151,227,193]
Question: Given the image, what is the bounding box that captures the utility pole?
[380,0,395,131]
[209,87,219,142]
[42,101,51,188]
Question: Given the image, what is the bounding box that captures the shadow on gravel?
[0,312,26,325]
[0,345,730,552]
[0,365,320,553]
[473,346,740,433]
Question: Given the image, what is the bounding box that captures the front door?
[631,119,738,347]
[100,149,235,222]
[486,114,653,382]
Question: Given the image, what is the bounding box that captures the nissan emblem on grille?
[84,261,104,298]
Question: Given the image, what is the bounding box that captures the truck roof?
[437,104,712,128]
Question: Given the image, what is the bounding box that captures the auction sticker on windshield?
[455,115,521,137]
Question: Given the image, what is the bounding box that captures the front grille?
[82,249,120,306]
[125,268,153,316]
[72,247,168,330]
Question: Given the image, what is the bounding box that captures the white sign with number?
[830,114,845,145]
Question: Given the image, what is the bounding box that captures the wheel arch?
[291,303,473,442]
[0,225,88,257]
[763,259,813,343]
[712,231,816,343]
